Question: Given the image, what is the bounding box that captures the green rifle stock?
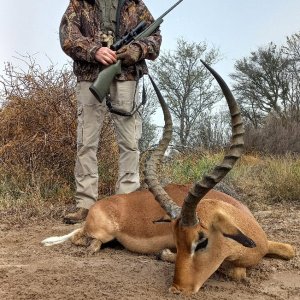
[89,0,183,102]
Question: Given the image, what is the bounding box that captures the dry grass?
[2,145,299,225]
[162,151,300,209]
[232,154,300,206]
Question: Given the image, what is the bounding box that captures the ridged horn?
[180,60,245,227]
[144,75,181,219]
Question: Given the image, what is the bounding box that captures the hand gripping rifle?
[89,0,184,102]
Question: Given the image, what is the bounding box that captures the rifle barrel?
[157,0,183,19]
[134,0,183,41]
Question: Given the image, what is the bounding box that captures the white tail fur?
[41,228,81,246]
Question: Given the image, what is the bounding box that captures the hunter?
[59,0,162,223]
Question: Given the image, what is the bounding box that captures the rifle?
[89,0,184,102]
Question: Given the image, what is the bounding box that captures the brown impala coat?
[42,63,295,295]
[78,185,247,253]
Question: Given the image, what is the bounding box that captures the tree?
[231,38,300,127]
[283,32,300,122]
[230,34,300,153]
[151,38,222,147]
[188,107,231,149]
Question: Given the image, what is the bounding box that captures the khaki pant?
[75,80,142,209]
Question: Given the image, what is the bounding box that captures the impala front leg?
[71,228,92,247]
[88,239,103,254]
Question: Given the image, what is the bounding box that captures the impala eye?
[195,232,208,251]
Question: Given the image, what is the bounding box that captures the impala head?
[170,209,256,294]
[145,61,248,294]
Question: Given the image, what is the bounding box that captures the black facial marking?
[195,232,208,251]
[195,238,208,251]
[223,230,256,248]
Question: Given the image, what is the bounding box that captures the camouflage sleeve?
[59,2,99,63]
[134,1,162,61]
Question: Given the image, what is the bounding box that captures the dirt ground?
[0,204,299,300]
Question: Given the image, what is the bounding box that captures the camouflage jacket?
[60,0,162,82]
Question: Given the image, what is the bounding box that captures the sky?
[0,0,300,121]
[1,0,300,74]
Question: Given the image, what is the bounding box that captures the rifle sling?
[105,77,146,117]
[105,74,159,117]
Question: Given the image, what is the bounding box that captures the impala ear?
[152,214,172,224]
[212,211,256,248]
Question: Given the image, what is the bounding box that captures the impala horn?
[144,75,181,219]
[144,62,244,225]
[180,60,244,226]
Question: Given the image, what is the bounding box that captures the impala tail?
[41,228,81,246]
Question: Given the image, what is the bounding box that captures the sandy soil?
[0,204,299,300]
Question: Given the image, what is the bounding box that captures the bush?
[0,56,119,207]
[244,115,300,154]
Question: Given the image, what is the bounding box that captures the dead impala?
[42,62,295,295]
